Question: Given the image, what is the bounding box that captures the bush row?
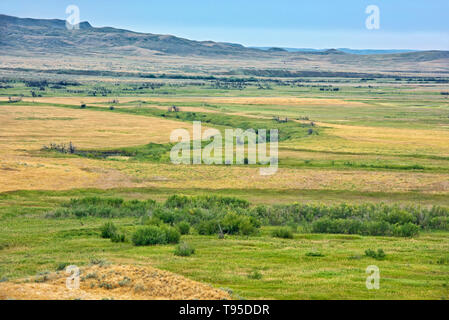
[311,218,420,237]
[50,196,449,237]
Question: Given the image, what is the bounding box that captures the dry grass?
[284,122,449,157]
[104,162,449,194]
[0,264,231,300]
[0,105,195,150]
[128,96,366,107]
[0,100,448,195]
[0,103,213,192]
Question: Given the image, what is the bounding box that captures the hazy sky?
[1,0,448,49]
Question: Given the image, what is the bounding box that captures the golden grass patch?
[285,122,449,157]
[0,105,195,150]
[0,100,448,196]
[137,96,366,107]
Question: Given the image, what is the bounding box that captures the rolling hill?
[0,14,261,56]
[1,14,448,76]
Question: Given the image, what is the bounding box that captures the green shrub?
[174,242,195,257]
[131,226,167,246]
[53,197,156,219]
[392,223,420,237]
[176,221,191,235]
[154,209,177,224]
[161,226,181,244]
[312,218,364,235]
[385,209,415,225]
[142,216,163,226]
[436,257,449,265]
[222,213,258,235]
[429,216,449,231]
[111,233,126,243]
[366,221,392,236]
[197,220,220,235]
[46,196,449,238]
[272,227,294,239]
[165,195,249,209]
[305,251,325,257]
[248,270,263,280]
[238,217,258,236]
[118,277,131,287]
[365,249,386,260]
[56,262,70,271]
[100,222,118,239]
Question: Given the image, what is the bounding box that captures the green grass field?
[1,190,448,300]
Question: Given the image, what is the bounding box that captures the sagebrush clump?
[100,222,118,239]
[272,227,294,239]
[174,242,195,257]
[132,226,168,246]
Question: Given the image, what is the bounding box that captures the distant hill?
[254,47,419,55]
[0,14,260,56]
[1,14,448,76]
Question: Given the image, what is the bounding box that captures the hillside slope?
[1,14,448,75]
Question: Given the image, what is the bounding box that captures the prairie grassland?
[0,103,211,192]
[3,153,449,195]
[282,124,449,157]
[1,77,449,300]
[0,105,196,150]
[0,93,448,196]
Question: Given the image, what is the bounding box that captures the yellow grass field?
[0,105,195,150]
[0,102,448,195]
[283,123,449,157]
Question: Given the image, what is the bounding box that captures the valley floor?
[1,77,449,299]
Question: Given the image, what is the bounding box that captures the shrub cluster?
[165,195,250,210]
[100,222,118,239]
[49,196,449,238]
[311,219,419,237]
[365,249,386,260]
[141,195,260,236]
[100,222,126,242]
[131,226,180,246]
[176,221,191,235]
[252,202,449,237]
[48,197,156,218]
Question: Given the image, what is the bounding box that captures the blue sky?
[1,0,448,49]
